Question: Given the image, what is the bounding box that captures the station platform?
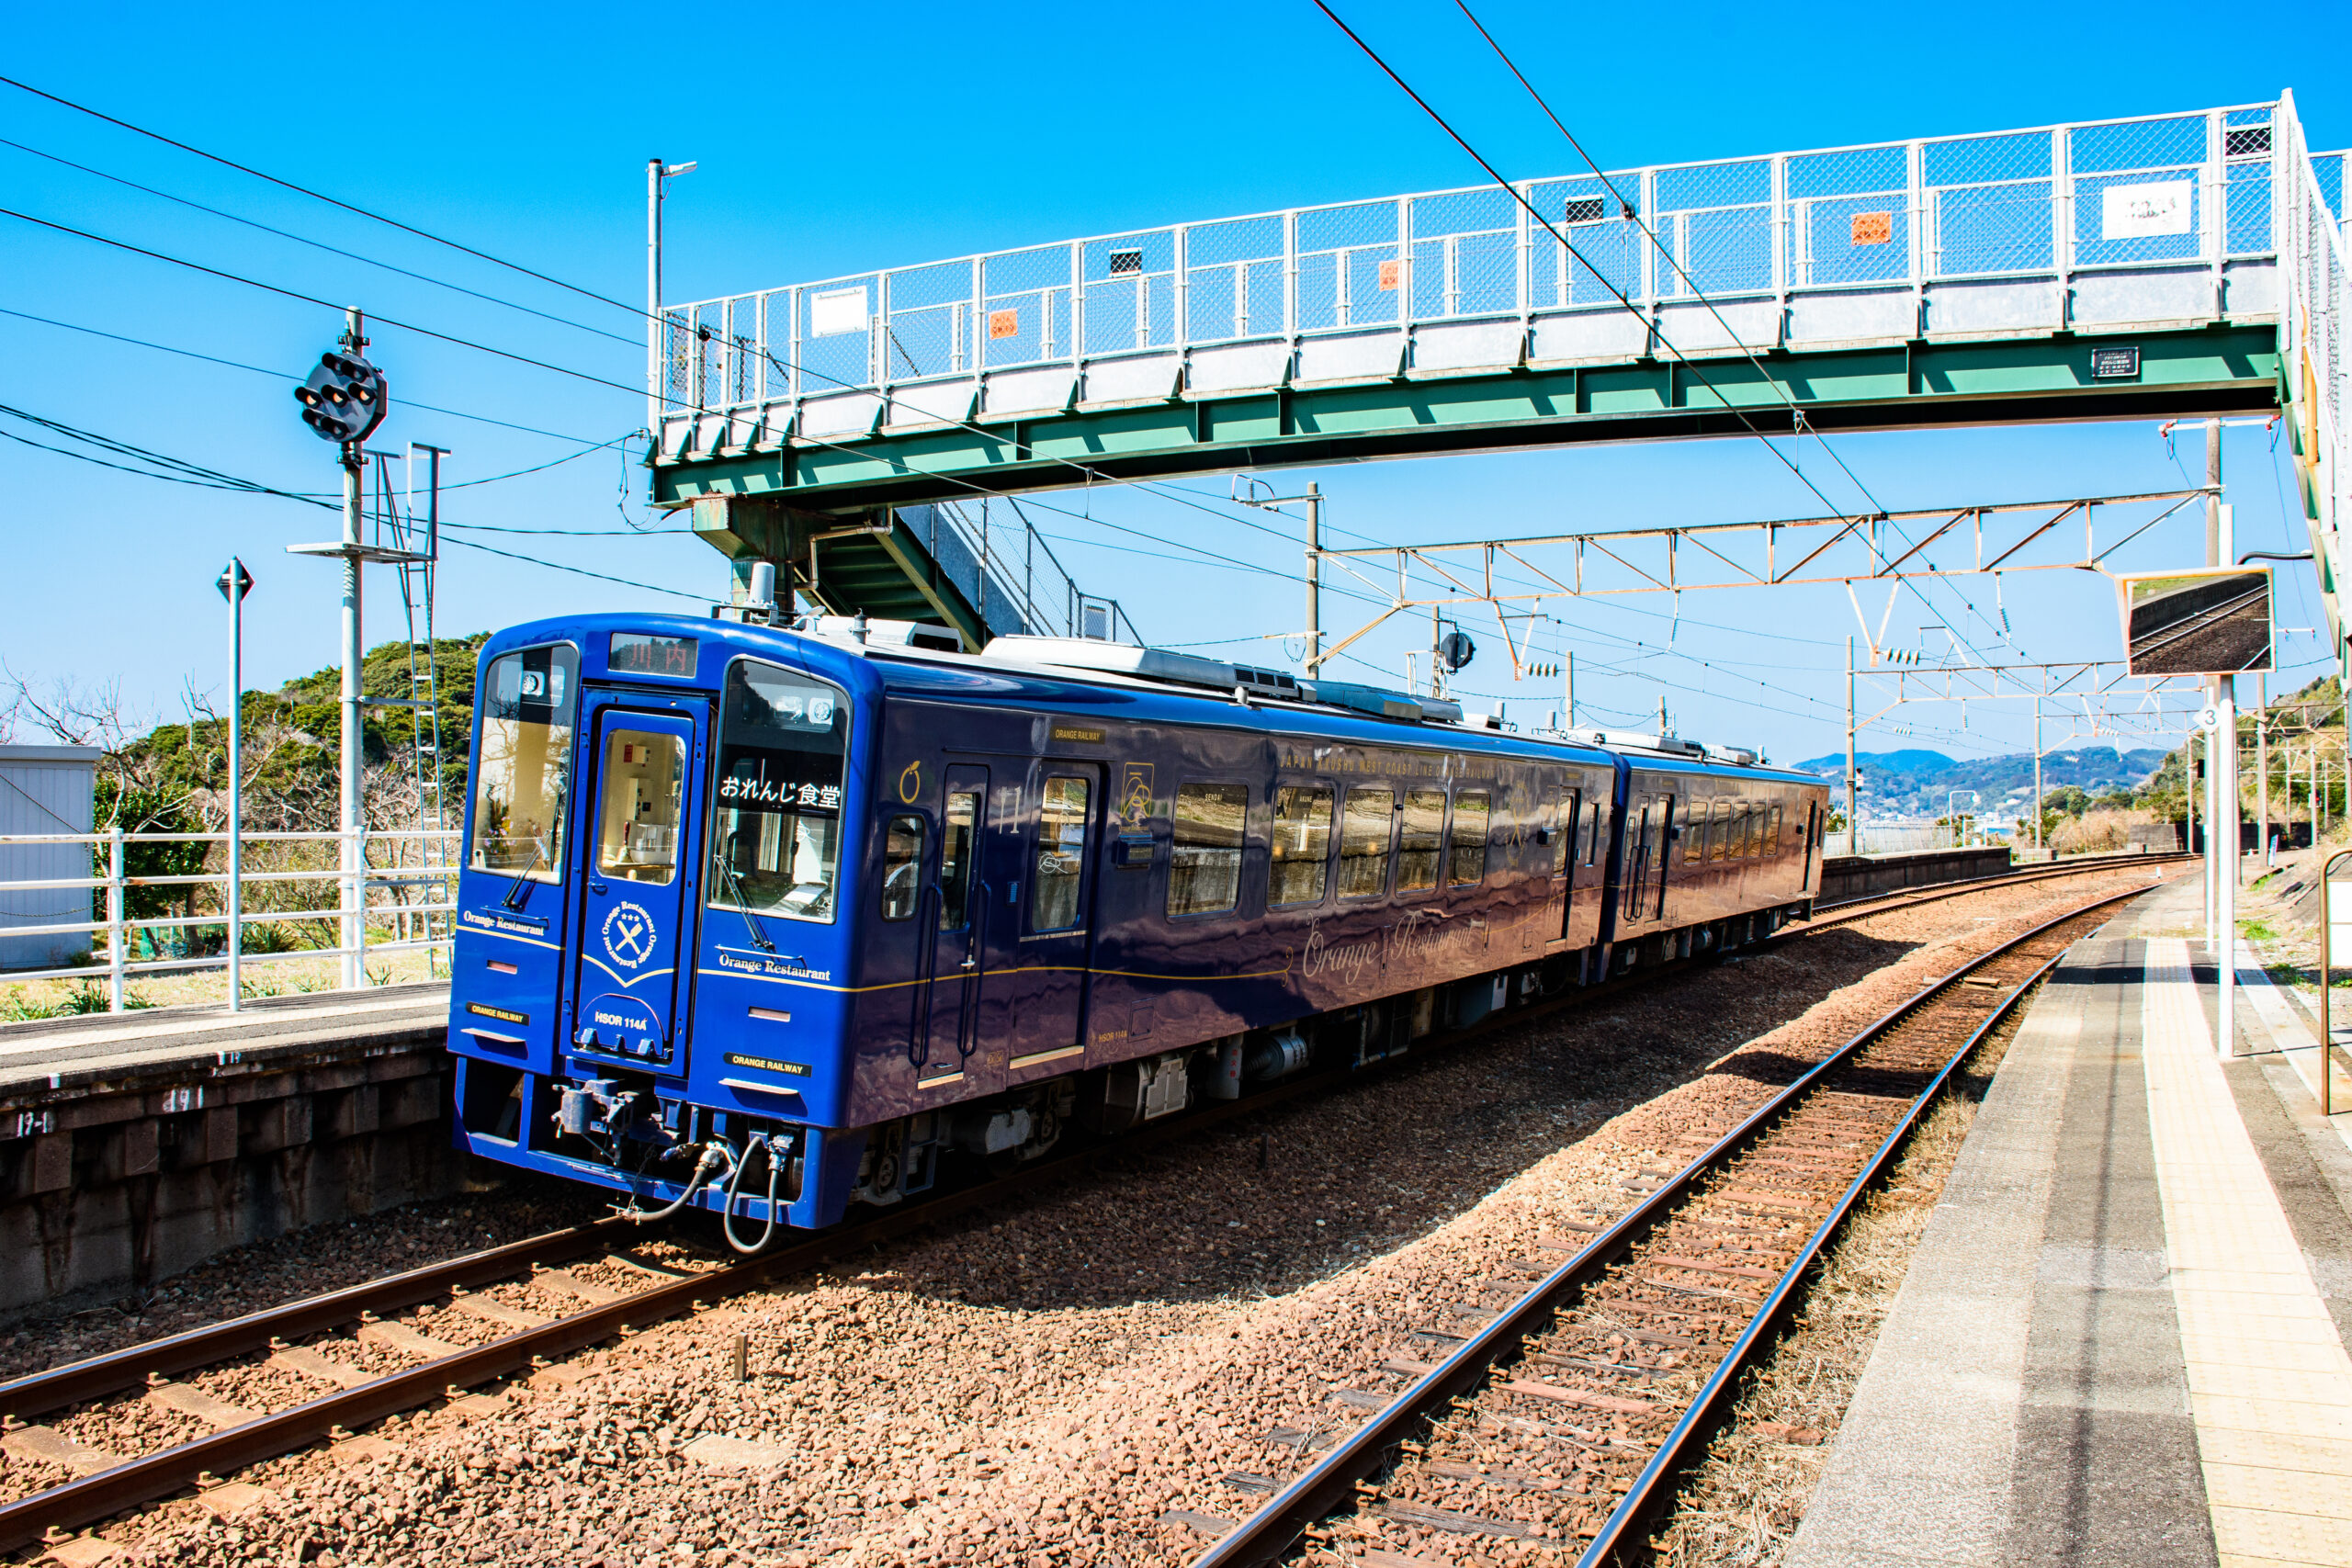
[0,981,447,1094]
[1788,876,2352,1568]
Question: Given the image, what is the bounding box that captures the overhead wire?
[0,134,640,346]
[0,206,648,399]
[0,306,614,446]
[0,74,641,316]
[0,400,705,601]
[1317,0,2003,669]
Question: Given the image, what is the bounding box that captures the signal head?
[294,346,389,446]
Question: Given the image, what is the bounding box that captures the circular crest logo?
[601,900,657,970]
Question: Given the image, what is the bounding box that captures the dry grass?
[1643,1000,2027,1566]
[0,943,443,1020]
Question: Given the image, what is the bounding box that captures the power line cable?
[0,206,646,399]
[0,306,612,445]
[1315,0,2001,670]
[0,400,704,601]
[0,135,639,346]
[0,74,641,316]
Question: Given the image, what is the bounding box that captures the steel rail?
[1804,852,2186,931]
[1187,879,2147,1567]
[0,863,2176,1551]
[0,1220,626,1423]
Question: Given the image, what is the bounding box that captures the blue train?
[444,612,1830,1244]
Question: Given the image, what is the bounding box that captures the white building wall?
[0,745,102,972]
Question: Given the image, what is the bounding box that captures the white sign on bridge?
[2102,180,2193,239]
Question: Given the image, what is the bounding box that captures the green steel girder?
[651,325,2283,517]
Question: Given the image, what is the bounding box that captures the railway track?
[1801,850,2184,931]
[0,858,2176,1555]
[1172,881,2151,1567]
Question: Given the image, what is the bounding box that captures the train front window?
[707,659,850,924]
[1034,776,1092,931]
[594,731,684,885]
[1269,785,1333,908]
[1450,790,1490,885]
[1169,782,1248,918]
[1396,788,1447,893]
[1339,788,1395,898]
[469,644,578,883]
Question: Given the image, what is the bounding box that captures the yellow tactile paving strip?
[2145,938,2352,1568]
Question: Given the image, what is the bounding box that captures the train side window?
[1553,789,1577,876]
[938,792,980,930]
[1450,790,1491,885]
[1396,788,1448,893]
[1584,787,1603,865]
[1269,784,1334,908]
[880,815,924,920]
[1033,776,1091,931]
[1704,800,1730,862]
[1169,782,1249,918]
[1338,788,1396,897]
[1684,797,1707,863]
[1745,802,1764,859]
[471,643,578,883]
[1767,803,1784,857]
[595,731,684,886]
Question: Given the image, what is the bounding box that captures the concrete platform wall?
[1818,846,2012,901]
[0,1024,473,1314]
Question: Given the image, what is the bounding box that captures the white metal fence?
[0,829,458,1013]
[656,100,2341,459]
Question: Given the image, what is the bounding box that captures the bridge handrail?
[656,98,2315,436]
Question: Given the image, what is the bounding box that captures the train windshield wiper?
[500,840,547,909]
[717,859,776,953]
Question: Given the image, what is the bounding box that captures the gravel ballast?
[5,863,2175,1567]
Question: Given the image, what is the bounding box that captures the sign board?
[2115,565,2274,676]
[1850,210,1893,246]
[808,286,869,339]
[2331,877,2352,966]
[2102,180,2193,239]
[2090,345,2141,380]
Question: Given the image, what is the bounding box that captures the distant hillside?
[1793,746,2167,819]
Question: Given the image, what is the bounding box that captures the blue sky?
[3,0,2344,773]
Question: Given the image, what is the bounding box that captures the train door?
[1802,801,1822,892]
[918,764,989,1084]
[571,700,706,1070]
[1653,791,1682,927]
[991,761,1103,1080]
[1623,795,1655,922]
[1555,784,1580,940]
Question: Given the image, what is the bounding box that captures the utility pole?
[647,158,697,436]
[2211,419,2237,1058]
[1564,651,1575,731]
[2257,674,2269,864]
[338,309,366,991]
[2186,728,2198,863]
[1430,606,1443,699]
[1846,635,1859,856]
[2033,701,2044,855]
[217,559,252,1011]
[1304,481,1321,676]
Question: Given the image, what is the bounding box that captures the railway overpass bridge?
[653,96,2352,678]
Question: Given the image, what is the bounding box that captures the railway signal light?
[1439,631,1476,672]
[294,349,389,446]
